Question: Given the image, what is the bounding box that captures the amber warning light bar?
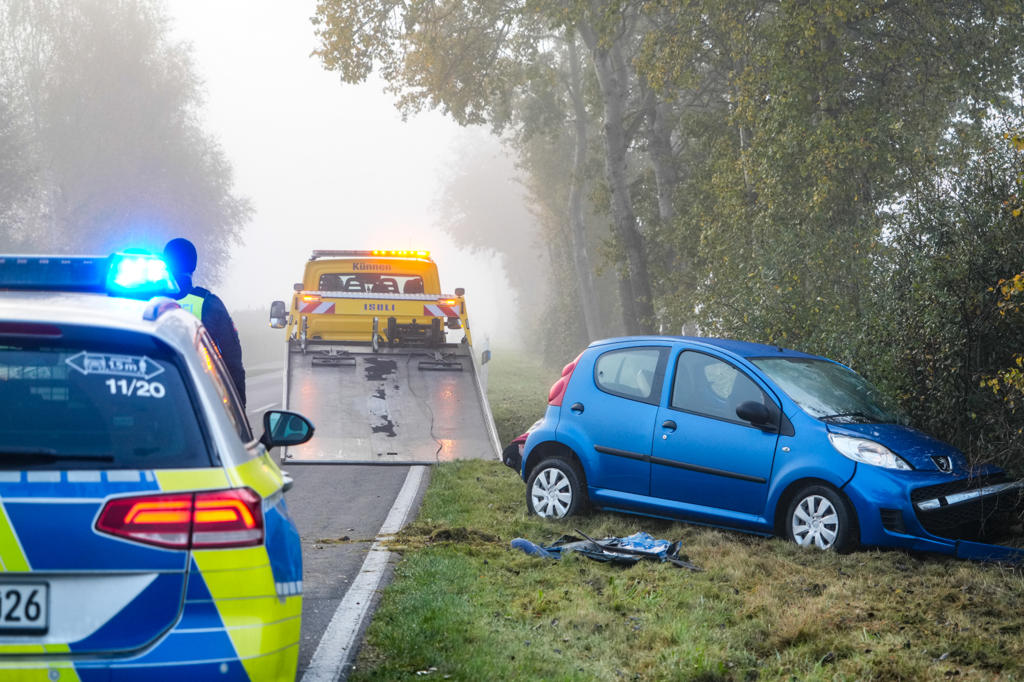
[310,250,430,260]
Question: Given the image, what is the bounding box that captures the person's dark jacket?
[181,285,246,406]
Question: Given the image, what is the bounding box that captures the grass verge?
[350,349,1024,681]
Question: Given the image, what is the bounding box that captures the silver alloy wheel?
[791,494,840,549]
[530,466,573,518]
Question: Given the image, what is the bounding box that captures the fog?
[166,0,523,348]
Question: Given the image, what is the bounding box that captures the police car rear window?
[0,329,211,470]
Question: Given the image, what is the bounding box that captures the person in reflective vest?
[163,238,247,406]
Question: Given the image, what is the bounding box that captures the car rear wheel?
[526,458,585,519]
[785,484,858,553]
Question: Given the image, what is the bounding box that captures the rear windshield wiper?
[0,448,115,463]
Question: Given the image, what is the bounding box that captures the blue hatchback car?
[508,337,1024,561]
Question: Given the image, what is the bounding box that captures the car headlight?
[828,433,912,470]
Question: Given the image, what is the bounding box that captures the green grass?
[483,347,557,445]
[350,349,1024,681]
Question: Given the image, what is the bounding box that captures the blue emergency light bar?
[0,251,179,299]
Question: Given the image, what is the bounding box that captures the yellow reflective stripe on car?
[236,642,300,682]
[193,547,301,678]
[154,468,231,492]
[222,615,301,663]
[226,453,284,499]
[0,505,29,572]
[0,654,80,682]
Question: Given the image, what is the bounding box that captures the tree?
[313,0,658,335]
[0,0,249,282]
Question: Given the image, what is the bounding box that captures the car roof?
[0,290,200,352]
[588,335,823,360]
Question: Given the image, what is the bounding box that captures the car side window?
[197,331,253,443]
[671,351,768,422]
[594,347,666,403]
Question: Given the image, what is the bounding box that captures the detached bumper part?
[914,479,1024,512]
[502,441,523,471]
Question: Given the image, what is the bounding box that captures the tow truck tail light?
[96,488,263,549]
[300,294,321,303]
[548,352,584,406]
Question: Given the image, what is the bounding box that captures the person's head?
[163,238,197,278]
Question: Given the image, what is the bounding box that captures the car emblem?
[931,455,953,473]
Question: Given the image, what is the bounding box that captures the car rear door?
[650,349,780,516]
[557,345,668,497]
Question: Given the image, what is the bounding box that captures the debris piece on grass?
[510,531,702,571]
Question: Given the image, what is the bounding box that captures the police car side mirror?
[261,410,315,449]
[269,300,287,329]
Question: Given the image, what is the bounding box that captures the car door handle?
[570,402,584,414]
[662,420,677,432]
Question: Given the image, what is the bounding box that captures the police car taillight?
[548,352,583,407]
[96,488,263,549]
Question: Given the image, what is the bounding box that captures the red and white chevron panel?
[422,303,460,317]
[298,301,336,314]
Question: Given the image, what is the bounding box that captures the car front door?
[651,349,780,515]
[558,345,668,497]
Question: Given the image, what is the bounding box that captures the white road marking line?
[301,465,427,682]
[248,402,278,415]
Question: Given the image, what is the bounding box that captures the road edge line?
[300,465,427,682]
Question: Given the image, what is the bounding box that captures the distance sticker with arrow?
[64,352,165,379]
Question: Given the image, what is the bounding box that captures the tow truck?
[269,250,500,464]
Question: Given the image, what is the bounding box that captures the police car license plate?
[0,583,48,632]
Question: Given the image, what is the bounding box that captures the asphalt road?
[246,369,426,679]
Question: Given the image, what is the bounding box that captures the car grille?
[909,473,1007,503]
[911,473,1024,541]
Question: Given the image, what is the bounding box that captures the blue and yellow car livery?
[0,253,312,680]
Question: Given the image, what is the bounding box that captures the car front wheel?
[785,484,858,553]
[526,458,585,519]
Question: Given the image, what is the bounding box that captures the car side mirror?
[260,410,315,449]
[455,287,465,296]
[736,400,778,430]
[269,300,287,329]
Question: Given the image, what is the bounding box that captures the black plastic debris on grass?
[511,530,702,571]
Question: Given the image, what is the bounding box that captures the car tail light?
[548,352,583,406]
[96,488,263,549]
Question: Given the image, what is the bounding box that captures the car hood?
[826,422,967,473]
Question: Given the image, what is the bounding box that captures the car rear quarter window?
[197,331,252,443]
[0,329,211,469]
[593,347,666,403]
[671,351,770,422]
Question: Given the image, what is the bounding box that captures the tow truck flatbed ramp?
[281,341,500,464]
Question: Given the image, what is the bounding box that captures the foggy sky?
[166,0,517,346]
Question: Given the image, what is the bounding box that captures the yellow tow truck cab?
[271,250,471,349]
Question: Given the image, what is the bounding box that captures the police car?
[0,251,312,680]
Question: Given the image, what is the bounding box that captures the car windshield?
[751,357,903,424]
[0,330,211,469]
[317,273,425,294]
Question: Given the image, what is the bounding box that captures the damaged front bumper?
[916,478,1024,562]
[849,466,1024,563]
